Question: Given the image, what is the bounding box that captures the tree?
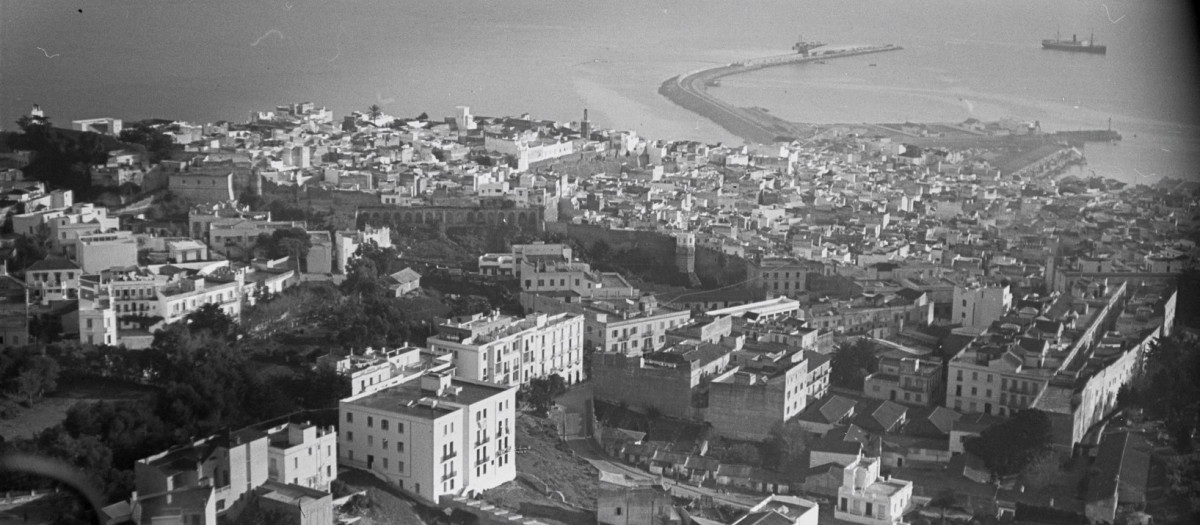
[118,124,175,163]
[964,409,1053,477]
[255,227,312,263]
[724,443,761,465]
[831,339,879,390]
[447,294,492,317]
[367,104,382,123]
[186,303,240,342]
[14,355,60,406]
[1166,449,1200,520]
[764,421,814,480]
[1020,449,1063,492]
[520,374,567,415]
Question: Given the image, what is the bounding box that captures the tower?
[580,108,591,138]
[674,232,696,274]
[455,106,476,131]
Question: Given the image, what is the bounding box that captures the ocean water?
[2,0,1197,183]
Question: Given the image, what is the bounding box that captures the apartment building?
[207,218,306,259]
[863,352,943,407]
[521,292,692,355]
[319,345,454,397]
[76,262,282,347]
[946,281,1145,450]
[24,256,82,303]
[134,429,269,519]
[426,311,584,386]
[128,423,336,525]
[747,257,824,297]
[75,231,139,273]
[338,370,517,502]
[519,258,638,300]
[705,343,831,441]
[953,283,1012,330]
[265,422,338,491]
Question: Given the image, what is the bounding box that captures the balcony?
[441,450,458,462]
[474,435,491,447]
[441,471,458,481]
[475,455,491,467]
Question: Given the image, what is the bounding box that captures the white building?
[835,455,913,525]
[338,370,517,503]
[335,226,393,274]
[265,422,338,491]
[952,284,1012,330]
[733,495,819,525]
[427,311,584,386]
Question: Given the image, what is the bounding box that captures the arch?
[518,212,529,225]
[426,212,435,224]
[466,211,476,224]
[403,212,413,223]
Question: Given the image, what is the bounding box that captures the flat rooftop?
[343,376,511,420]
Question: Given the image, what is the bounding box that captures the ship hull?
[1041,41,1107,54]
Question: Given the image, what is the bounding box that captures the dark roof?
[854,399,908,433]
[1087,431,1151,504]
[896,288,926,302]
[25,256,80,272]
[905,405,962,438]
[799,394,857,424]
[812,424,869,455]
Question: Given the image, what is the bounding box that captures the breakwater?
[659,45,903,143]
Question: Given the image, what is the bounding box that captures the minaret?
[580,108,591,138]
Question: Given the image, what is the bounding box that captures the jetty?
[659,44,903,143]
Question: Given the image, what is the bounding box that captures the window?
[346,412,354,423]
[398,422,405,434]
[397,442,404,452]
[971,387,977,396]
[398,461,405,473]
[383,438,389,450]
[381,419,389,431]
[367,416,374,428]
[383,458,389,469]
[368,435,373,446]
[347,431,354,442]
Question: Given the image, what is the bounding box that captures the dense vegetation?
[0,305,351,500]
[964,408,1053,478]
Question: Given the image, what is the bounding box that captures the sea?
[2,0,1198,185]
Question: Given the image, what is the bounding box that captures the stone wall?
[591,353,696,419]
[704,379,784,441]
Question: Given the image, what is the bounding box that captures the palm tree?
[367,104,382,123]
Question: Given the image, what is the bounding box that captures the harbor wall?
[659,45,903,144]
